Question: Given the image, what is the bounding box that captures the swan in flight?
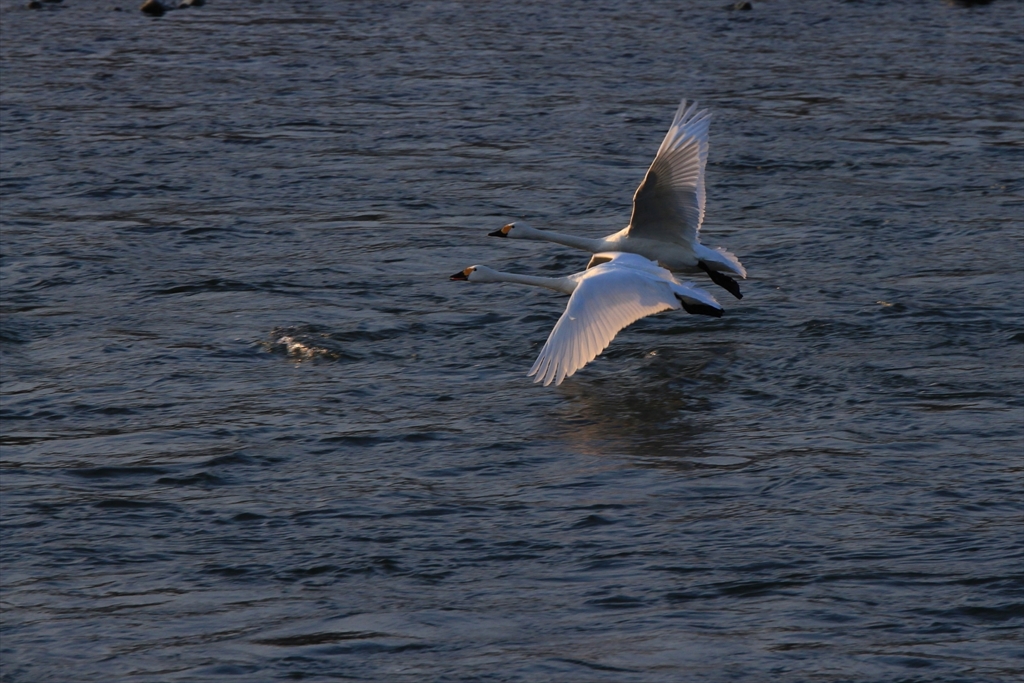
[488,100,746,299]
[450,252,722,386]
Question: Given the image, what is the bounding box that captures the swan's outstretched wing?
[529,266,679,386]
[626,100,711,247]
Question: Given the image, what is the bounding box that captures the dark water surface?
[2,1,1022,681]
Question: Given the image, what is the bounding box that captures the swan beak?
[449,270,469,281]
[488,223,512,238]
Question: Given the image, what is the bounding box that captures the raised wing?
[528,266,680,386]
[626,100,711,246]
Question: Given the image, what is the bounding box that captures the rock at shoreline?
[140,0,166,16]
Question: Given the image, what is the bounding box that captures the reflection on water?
[554,365,716,463]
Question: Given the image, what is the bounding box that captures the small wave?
[253,631,390,647]
[156,472,226,487]
[71,466,168,479]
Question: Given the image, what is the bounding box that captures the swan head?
[487,221,536,239]
[449,265,501,282]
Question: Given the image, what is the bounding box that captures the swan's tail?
[671,283,723,317]
[708,246,746,279]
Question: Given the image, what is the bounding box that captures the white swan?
[450,252,722,386]
[488,100,746,299]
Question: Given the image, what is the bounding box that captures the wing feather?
[528,266,681,386]
[626,100,711,246]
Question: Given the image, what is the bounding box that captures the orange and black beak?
[488,223,512,238]
[450,268,470,281]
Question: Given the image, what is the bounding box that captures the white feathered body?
[459,252,722,386]
[596,228,745,277]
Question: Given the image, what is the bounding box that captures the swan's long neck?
[519,226,606,253]
[485,271,576,295]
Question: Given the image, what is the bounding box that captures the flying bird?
[450,252,722,386]
[488,100,746,299]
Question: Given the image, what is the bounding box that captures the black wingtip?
[698,261,743,299]
[681,301,724,318]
